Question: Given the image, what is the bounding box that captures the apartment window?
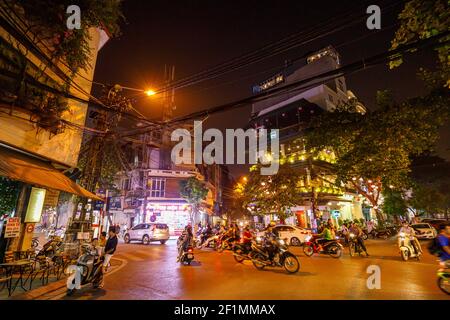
[148,178,166,197]
[122,178,130,191]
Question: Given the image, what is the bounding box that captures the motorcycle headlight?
[399,232,405,238]
[256,236,262,242]
[278,239,285,245]
[350,233,355,238]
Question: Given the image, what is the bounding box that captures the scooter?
[437,261,450,295]
[348,233,365,257]
[179,245,194,265]
[398,232,422,261]
[232,239,255,263]
[251,237,300,274]
[66,244,104,296]
[303,235,343,258]
[201,234,219,249]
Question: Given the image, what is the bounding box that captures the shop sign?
[331,210,340,218]
[25,187,46,223]
[5,217,20,238]
[108,197,123,210]
[77,232,91,240]
[44,189,60,207]
[26,224,35,233]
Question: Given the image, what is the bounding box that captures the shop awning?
[0,145,103,201]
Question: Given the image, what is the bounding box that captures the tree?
[382,189,408,222]
[238,165,304,224]
[305,90,450,223]
[390,0,449,88]
[0,177,20,217]
[179,177,209,227]
[409,155,450,219]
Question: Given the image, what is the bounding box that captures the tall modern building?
[249,46,368,228]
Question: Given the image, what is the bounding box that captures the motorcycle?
[398,232,422,261]
[31,237,39,249]
[251,237,300,273]
[348,233,365,257]
[437,261,450,295]
[216,234,234,252]
[179,245,195,266]
[201,234,219,249]
[303,235,343,258]
[37,236,64,259]
[232,239,256,263]
[369,228,390,239]
[66,244,104,296]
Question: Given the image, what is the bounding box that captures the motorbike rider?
[177,225,193,262]
[242,226,253,252]
[436,224,450,269]
[398,221,422,255]
[314,223,334,251]
[263,222,278,264]
[201,224,213,245]
[340,223,350,245]
[349,221,369,256]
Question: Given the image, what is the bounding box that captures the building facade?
[249,46,368,228]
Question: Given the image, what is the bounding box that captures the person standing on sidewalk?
[103,227,118,275]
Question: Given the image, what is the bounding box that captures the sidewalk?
[2,258,123,300]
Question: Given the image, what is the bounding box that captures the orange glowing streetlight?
[145,89,156,96]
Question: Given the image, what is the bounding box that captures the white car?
[411,223,437,239]
[124,223,170,245]
[257,224,312,246]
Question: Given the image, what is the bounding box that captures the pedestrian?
[99,231,107,254]
[101,227,118,286]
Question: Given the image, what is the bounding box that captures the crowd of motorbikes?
[174,221,449,295]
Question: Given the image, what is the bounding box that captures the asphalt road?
[48,238,448,300]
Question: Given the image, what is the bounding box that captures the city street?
[34,239,449,300]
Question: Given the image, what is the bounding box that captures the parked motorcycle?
[369,228,390,239]
[303,235,343,258]
[201,234,219,250]
[398,232,421,261]
[251,237,300,273]
[437,261,450,295]
[216,234,234,252]
[37,236,64,259]
[66,244,104,296]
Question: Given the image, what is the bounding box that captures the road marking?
[50,257,128,300]
[115,252,145,261]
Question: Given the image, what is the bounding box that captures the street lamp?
[145,89,156,96]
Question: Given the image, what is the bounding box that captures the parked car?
[124,223,170,244]
[420,219,448,231]
[411,223,437,239]
[257,224,312,246]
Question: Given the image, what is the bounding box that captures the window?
[148,178,166,197]
[132,224,144,230]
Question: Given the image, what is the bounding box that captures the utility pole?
[66,85,132,241]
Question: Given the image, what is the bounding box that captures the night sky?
[93,0,449,177]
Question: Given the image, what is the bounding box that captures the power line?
[165,31,449,125]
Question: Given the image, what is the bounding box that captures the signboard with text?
[4,217,20,238]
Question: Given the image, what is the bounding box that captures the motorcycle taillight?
[188,248,193,253]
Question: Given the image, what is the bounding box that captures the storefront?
[145,201,191,236]
[0,144,102,259]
